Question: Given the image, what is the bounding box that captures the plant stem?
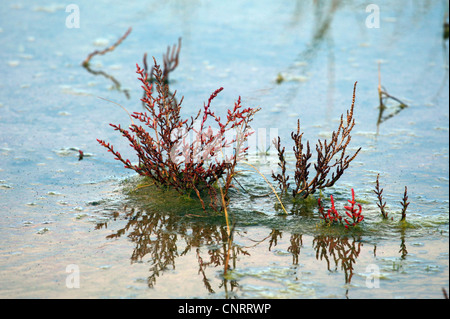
[242,161,288,215]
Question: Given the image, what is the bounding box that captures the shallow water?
[0,0,448,298]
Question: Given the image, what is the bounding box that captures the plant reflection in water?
[95,206,248,295]
[312,235,362,285]
[95,203,393,297]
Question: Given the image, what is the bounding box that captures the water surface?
[0,0,448,298]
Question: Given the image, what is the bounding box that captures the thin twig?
[377,63,409,125]
[214,173,231,237]
[82,27,132,67]
[97,96,134,125]
[242,161,288,215]
[85,66,130,99]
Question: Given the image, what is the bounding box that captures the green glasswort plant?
[97,58,259,212]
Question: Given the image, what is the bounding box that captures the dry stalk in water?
[400,186,410,221]
[373,174,410,222]
[82,27,132,67]
[377,63,409,126]
[82,27,133,99]
[142,38,182,108]
[373,173,388,219]
[443,288,449,299]
[143,37,182,85]
[243,161,288,215]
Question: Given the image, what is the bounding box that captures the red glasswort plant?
[97,58,259,212]
[317,189,364,229]
[343,188,364,229]
[318,195,342,225]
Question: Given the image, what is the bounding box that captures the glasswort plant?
[273,82,361,199]
[317,189,364,229]
[97,58,259,212]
